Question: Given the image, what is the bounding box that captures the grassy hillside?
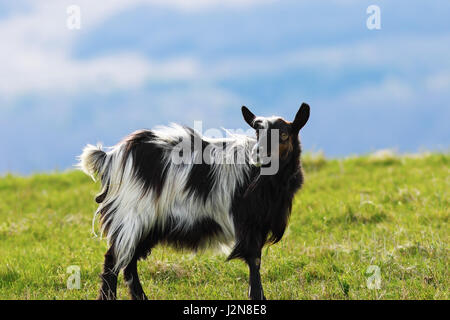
[0,153,448,300]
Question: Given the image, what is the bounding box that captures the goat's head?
[241,103,310,167]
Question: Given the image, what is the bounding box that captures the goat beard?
[243,157,284,198]
[243,172,266,199]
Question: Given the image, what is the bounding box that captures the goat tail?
[78,143,114,205]
[78,144,108,181]
[78,144,114,240]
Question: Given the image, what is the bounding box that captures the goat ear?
[241,106,256,128]
[292,103,310,133]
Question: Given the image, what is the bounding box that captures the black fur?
[228,134,303,261]
[138,216,224,255]
[122,130,169,198]
[184,138,216,203]
[91,103,310,301]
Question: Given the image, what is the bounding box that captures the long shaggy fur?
[79,124,256,271]
[79,102,310,301]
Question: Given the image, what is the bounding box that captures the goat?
[78,103,310,300]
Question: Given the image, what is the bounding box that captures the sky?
[0,0,449,174]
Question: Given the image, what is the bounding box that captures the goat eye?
[281,132,289,141]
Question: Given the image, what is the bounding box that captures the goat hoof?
[97,291,116,300]
[249,290,265,300]
[131,293,148,300]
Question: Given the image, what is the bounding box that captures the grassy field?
[0,152,448,300]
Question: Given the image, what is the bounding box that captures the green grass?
[0,153,448,299]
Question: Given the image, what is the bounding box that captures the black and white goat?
[78,103,310,300]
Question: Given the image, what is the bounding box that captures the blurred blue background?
[0,0,449,174]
